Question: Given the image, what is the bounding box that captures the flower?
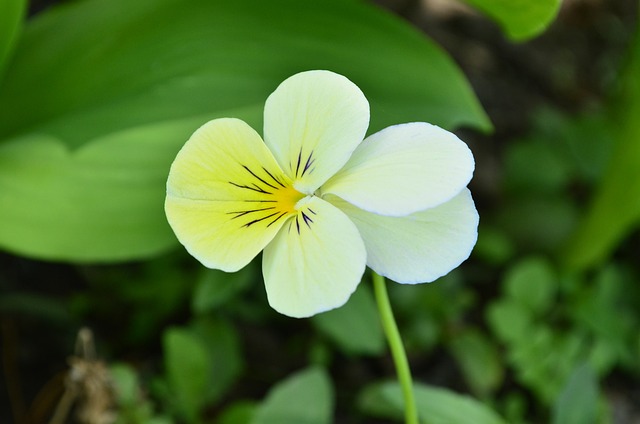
[165,70,479,318]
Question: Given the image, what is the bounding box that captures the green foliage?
[251,367,334,424]
[502,257,556,315]
[0,0,26,77]
[163,327,212,423]
[499,120,590,252]
[389,272,475,351]
[73,255,192,345]
[567,265,639,373]
[217,401,257,424]
[460,0,561,41]
[0,127,199,262]
[487,258,639,407]
[487,258,572,402]
[504,136,573,194]
[448,329,503,397]
[111,364,174,424]
[497,107,617,254]
[111,364,139,406]
[192,266,256,315]
[473,226,515,265]
[359,381,509,424]
[189,318,244,404]
[500,195,579,252]
[528,109,614,185]
[0,291,73,323]
[564,25,640,270]
[161,319,243,423]
[312,283,385,356]
[551,363,600,424]
[0,0,489,262]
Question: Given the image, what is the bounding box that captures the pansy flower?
[165,70,478,318]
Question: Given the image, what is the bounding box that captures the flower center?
[274,184,306,215]
[227,165,305,229]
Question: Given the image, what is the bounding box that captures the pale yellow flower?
[165,70,478,318]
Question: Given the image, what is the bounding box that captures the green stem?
[372,272,419,424]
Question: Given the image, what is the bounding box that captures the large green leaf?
[460,0,561,41]
[0,0,26,78]
[0,0,489,262]
[563,26,640,270]
[0,118,214,261]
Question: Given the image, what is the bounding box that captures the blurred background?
[0,0,639,423]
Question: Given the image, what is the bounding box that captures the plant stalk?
[372,271,419,424]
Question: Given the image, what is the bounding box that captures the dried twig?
[48,328,116,424]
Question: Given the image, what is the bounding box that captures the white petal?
[263,70,370,193]
[166,118,297,272]
[322,122,474,216]
[262,196,366,318]
[327,189,479,283]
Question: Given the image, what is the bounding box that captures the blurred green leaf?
[359,381,508,424]
[312,284,385,356]
[0,292,72,323]
[460,0,561,41]
[552,363,599,424]
[501,393,528,424]
[504,139,572,194]
[0,0,26,77]
[251,367,334,424]
[147,418,174,424]
[449,328,504,396]
[503,257,557,315]
[0,0,489,262]
[473,226,515,265]
[588,339,619,377]
[486,300,533,344]
[570,265,637,372]
[110,364,140,406]
[189,318,244,405]
[192,266,256,315]
[564,26,640,270]
[76,255,192,345]
[217,401,257,424]
[511,328,586,403]
[389,272,475,351]
[110,364,174,424]
[163,327,211,423]
[500,195,579,251]
[530,109,614,185]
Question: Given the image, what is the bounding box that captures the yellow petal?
[166,118,304,271]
